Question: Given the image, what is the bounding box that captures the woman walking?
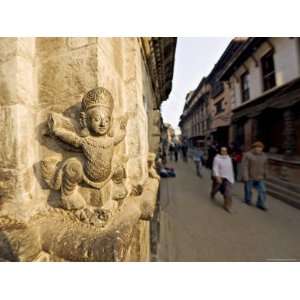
[210,146,235,213]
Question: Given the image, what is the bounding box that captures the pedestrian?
[174,143,179,162]
[181,140,188,162]
[210,146,235,213]
[162,148,167,165]
[234,149,243,181]
[207,142,218,169]
[228,142,236,156]
[242,141,268,211]
[169,143,174,161]
[231,146,242,181]
[193,145,204,177]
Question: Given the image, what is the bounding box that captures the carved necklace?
[84,136,113,149]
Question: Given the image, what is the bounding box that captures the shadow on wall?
[0,231,19,262]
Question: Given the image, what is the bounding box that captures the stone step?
[266,181,300,209]
[267,176,300,194]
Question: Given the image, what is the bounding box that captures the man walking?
[211,146,234,213]
[181,140,188,162]
[242,141,268,211]
[169,143,174,161]
[174,143,179,162]
[193,145,204,177]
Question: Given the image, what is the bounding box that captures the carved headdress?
[82,87,114,114]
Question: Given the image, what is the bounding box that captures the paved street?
[158,159,300,261]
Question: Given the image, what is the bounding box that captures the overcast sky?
[161,37,232,132]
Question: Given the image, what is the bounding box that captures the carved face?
[86,107,111,136]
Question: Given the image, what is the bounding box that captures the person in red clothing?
[232,149,243,181]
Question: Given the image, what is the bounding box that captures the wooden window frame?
[215,98,225,115]
[240,71,250,103]
[261,50,276,92]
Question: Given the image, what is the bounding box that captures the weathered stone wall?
[0,37,163,261]
[0,38,39,220]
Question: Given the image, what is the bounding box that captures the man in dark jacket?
[242,141,268,211]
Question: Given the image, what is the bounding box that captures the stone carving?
[0,175,160,261]
[41,87,129,217]
[148,152,160,180]
[0,37,176,262]
[111,164,128,201]
[148,110,162,153]
[151,110,161,137]
[0,86,161,262]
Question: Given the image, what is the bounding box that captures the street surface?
[158,159,300,261]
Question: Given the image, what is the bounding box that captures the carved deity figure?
[41,87,128,212]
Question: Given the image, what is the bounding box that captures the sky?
[161,37,232,133]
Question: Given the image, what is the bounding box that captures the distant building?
[179,78,210,148]
[161,123,176,151]
[179,38,245,149]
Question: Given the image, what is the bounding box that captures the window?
[240,71,250,102]
[215,99,225,115]
[261,51,276,91]
[211,80,224,98]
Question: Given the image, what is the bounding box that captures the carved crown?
[82,87,114,113]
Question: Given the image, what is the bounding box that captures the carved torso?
[82,136,114,182]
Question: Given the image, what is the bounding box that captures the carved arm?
[114,114,128,146]
[114,130,126,146]
[48,113,83,148]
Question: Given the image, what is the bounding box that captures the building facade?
[0,37,176,261]
[179,37,300,207]
[207,38,247,146]
[220,37,300,207]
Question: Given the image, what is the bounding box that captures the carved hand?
[48,113,63,135]
[119,114,129,130]
[48,113,57,134]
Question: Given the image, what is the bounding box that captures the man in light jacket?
[193,145,204,177]
[211,146,235,213]
[242,141,268,211]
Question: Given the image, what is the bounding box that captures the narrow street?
[158,159,300,261]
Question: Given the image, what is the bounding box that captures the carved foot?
[74,207,111,226]
[112,165,128,201]
[61,190,86,210]
[33,251,51,262]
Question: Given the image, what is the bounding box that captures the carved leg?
[61,158,86,210]
[112,165,128,201]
